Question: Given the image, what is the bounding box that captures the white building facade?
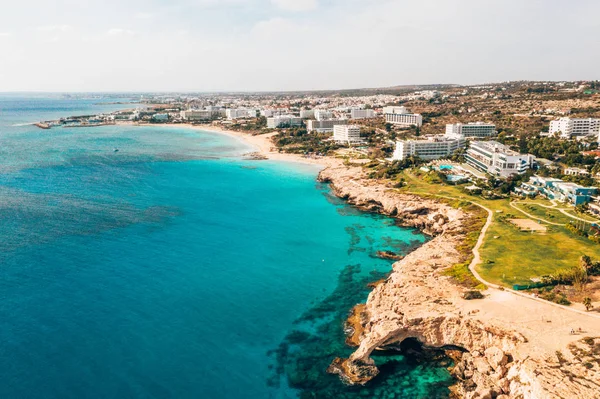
[267,115,303,129]
[383,106,423,127]
[392,136,465,161]
[333,125,362,144]
[300,109,315,119]
[445,122,496,139]
[549,117,600,138]
[466,141,535,178]
[306,119,348,133]
[350,109,375,120]
[226,108,258,120]
[314,110,334,121]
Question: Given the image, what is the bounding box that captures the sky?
[0,0,598,92]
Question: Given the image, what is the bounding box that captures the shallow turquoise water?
[0,97,453,398]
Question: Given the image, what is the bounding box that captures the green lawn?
[511,202,572,225]
[394,170,600,287]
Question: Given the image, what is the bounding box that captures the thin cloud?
[0,32,13,37]
[134,12,155,20]
[37,24,73,32]
[106,28,137,36]
[271,0,318,11]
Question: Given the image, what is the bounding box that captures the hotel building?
[549,117,600,138]
[306,119,348,133]
[226,108,258,120]
[314,110,334,121]
[333,125,362,144]
[300,109,315,119]
[392,136,465,161]
[181,110,212,121]
[267,115,303,129]
[350,109,375,120]
[383,106,423,127]
[466,141,535,178]
[445,122,496,139]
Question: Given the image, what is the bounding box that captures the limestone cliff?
[319,165,600,399]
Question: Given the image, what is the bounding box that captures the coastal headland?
[210,128,600,398]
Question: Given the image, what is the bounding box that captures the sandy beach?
[177,123,343,168]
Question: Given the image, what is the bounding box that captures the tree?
[583,297,593,311]
[572,263,589,293]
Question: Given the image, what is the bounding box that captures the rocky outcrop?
[318,166,464,236]
[319,165,600,399]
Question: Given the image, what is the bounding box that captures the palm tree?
[583,297,593,312]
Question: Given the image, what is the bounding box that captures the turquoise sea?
[0,95,454,398]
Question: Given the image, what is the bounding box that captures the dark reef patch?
[267,264,455,398]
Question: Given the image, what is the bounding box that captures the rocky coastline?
[318,165,600,399]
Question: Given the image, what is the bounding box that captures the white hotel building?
[383,106,423,127]
[314,110,334,121]
[350,109,375,120]
[333,125,362,144]
[306,119,348,133]
[549,117,600,138]
[445,122,496,139]
[267,115,303,129]
[392,136,465,161]
[466,141,535,178]
[226,108,258,120]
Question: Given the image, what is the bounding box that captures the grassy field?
[395,170,600,287]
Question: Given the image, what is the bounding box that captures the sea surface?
[0,95,453,398]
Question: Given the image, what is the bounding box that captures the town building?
[333,125,362,144]
[306,119,348,133]
[300,109,315,119]
[181,110,212,121]
[564,167,590,177]
[350,109,375,120]
[391,136,465,161]
[152,113,169,122]
[314,110,334,121]
[266,115,303,129]
[383,106,423,127]
[445,122,496,139]
[521,176,598,206]
[466,141,535,178]
[549,117,600,138]
[226,108,257,120]
[261,109,289,118]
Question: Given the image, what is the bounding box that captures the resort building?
[333,125,362,144]
[314,110,334,121]
[564,167,590,176]
[391,136,465,161]
[226,108,257,120]
[261,108,289,118]
[350,109,375,120]
[266,115,303,129]
[383,106,423,127]
[520,176,598,206]
[152,113,169,122]
[466,141,535,178]
[306,119,348,133]
[300,109,315,119]
[445,122,496,139]
[181,109,213,121]
[549,117,600,138]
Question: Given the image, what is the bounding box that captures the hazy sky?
[0,0,598,92]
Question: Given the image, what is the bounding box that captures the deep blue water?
[0,97,452,398]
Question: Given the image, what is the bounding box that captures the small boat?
[113,148,119,152]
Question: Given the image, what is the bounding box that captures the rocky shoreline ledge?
[318,165,600,399]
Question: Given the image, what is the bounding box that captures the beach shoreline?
[152,122,342,168]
